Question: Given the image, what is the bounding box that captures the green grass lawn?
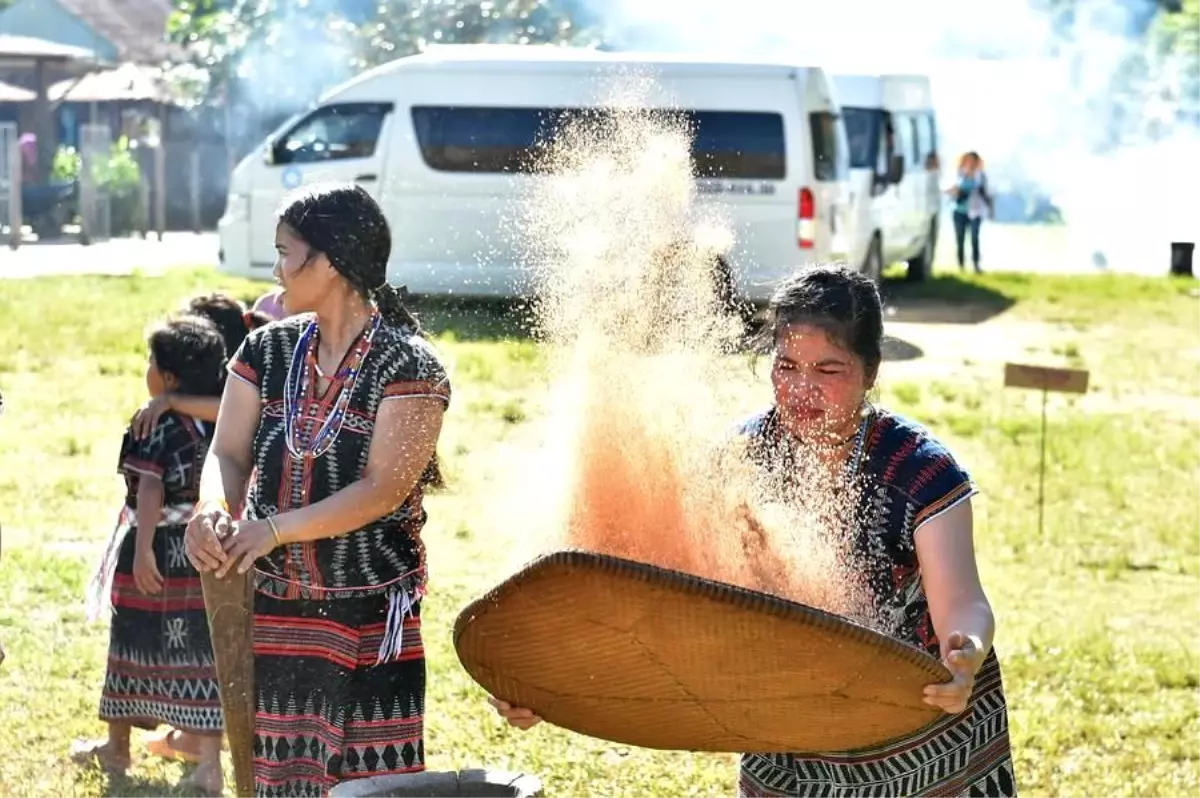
[0,268,1197,797]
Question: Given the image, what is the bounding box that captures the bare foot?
[146,729,202,763]
[179,762,224,797]
[69,739,131,773]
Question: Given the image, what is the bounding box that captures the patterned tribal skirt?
[99,520,223,734]
[738,652,1016,798]
[253,591,426,798]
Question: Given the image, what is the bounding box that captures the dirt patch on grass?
[883,310,1200,422]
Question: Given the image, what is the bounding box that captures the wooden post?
[224,74,237,177]
[201,570,257,798]
[5,128,20,250]
[139,171,151,239]
[32,60,53,184]
[1003,363,1089,540]
[191,148,202,234]
[155,106,167,241]
[79,132,93,247]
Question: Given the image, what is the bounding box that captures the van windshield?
[411,106,787,180]
[840,107,879,170]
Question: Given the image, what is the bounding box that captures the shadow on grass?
[881,335,924,362]
[98,773,187,798]
[407,295,538,343]
[408,275,1021,342]
[878,274,1016,325]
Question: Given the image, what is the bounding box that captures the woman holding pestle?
[489,265,1016,797]
[184,182,451,797]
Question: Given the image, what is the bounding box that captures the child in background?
[251,286,286,321]
[129,293,271,765]
[130,293,272,441]
[188,292,274,365]
[74,315,228,796]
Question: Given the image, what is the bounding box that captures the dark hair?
[148,315,227,397]
[760,264,883,381]
[244,309,273,330]
[276,182,420,330]
[185,292,262,358]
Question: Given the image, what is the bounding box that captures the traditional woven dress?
[92,413,223,735]
[228,310,451,798]
[736,406,1017,798]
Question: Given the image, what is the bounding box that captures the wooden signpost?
[1004,363,1090,539]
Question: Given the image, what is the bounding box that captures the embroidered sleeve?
[381,335,452,408]
[228,328,263,389]
[908,439,977,534]
[120,418,175,480]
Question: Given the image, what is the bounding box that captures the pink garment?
[252,289,287,321]
[18,133,35,168]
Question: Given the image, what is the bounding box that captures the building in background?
[0,0,229,232]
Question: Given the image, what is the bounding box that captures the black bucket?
[328,770,543,798]
[1170,242,1195,277]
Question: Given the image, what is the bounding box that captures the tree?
[357,0,603,69]
[166,0,601,111]
[166,1,364,111]
[1147,0,1199,118]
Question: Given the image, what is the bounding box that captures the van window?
[915,113,938,166]
[410,106,787,180]
[914,114,930,162]
[878,115,894,175]
[839,107,878,170]
[907,115,922,165]
[272,103,392,165]
[893,113,917,169]
[808,111,846,182]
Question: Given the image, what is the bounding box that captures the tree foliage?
[1147,0,1199,115]
[166,0,601,109]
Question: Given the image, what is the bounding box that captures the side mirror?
[263,142,276,166]
[887,153,906,184]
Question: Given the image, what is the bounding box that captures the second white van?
[832,73,942,282]
[218,45,854,303]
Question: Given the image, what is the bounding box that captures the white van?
[218,45,852,303]
[831,73,941,282]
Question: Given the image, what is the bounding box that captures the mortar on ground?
[327,770,542,798]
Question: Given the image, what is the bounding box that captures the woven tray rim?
[454,548,951,682]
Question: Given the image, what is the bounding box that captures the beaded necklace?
[282,310,381,459]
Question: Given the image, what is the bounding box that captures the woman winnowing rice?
[488,265,1017,798]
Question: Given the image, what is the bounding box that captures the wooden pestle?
[202,569,256,798]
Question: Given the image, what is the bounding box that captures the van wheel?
[906,218,937,282]
[863,235,884,283]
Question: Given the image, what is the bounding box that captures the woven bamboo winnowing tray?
[454,550,952,754]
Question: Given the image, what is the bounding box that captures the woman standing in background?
[947,151,994,273]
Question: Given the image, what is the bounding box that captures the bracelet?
[267,516,283,547]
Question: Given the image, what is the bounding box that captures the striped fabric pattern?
[735,407,1016,797]
[253,594,426,797]
[99,414,222,735]
[228,315,449,796]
